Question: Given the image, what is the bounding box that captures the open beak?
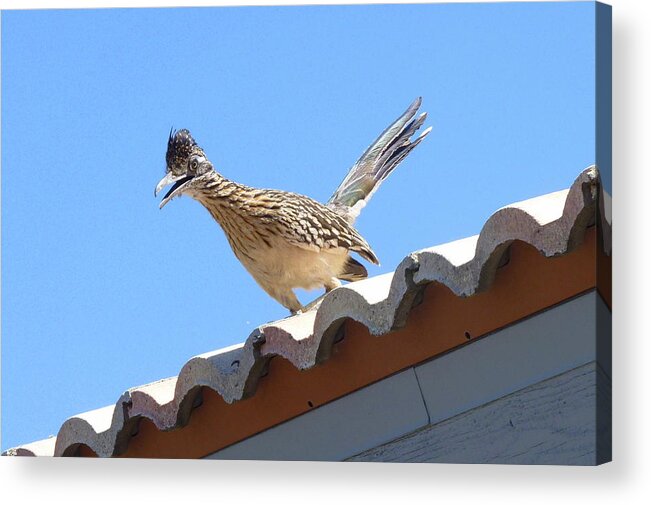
[155,172,194,209]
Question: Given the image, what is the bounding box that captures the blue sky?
[1,2,596,451]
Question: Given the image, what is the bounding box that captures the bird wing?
[273,191,379,265]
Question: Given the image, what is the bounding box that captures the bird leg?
[297,278,342,314]
[324,278,342,292]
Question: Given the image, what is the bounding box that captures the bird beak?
[155,172,194,209]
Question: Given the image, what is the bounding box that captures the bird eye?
[189,159,199,171]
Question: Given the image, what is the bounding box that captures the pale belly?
[237,242,349,292]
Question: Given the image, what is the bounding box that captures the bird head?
[154,128,214,209]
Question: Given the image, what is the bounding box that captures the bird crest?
[166,128,203,175]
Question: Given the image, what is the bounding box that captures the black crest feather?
[166,128,198,173]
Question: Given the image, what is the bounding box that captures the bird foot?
[285,288,337,317]
[283,296,326,318]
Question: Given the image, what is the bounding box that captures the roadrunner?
[155,97,431,314]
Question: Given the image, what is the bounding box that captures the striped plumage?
[155,98,431,313]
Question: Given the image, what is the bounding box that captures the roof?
[3,165,610,458]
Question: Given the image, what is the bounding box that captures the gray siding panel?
[414,292,599,426]
[595,363,613,464]
[596,292,612,379]
[206,368,429,461]
[595,293,612,464]
[348,362,609,465]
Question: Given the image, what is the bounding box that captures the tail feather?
[337,255,368,282]
[327,97,431,222]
